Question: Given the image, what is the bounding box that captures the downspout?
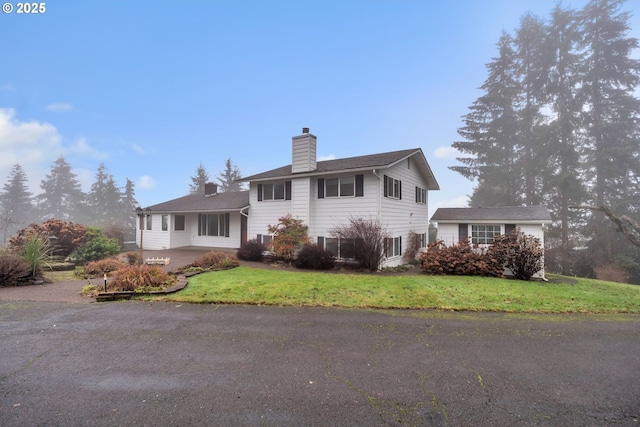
[371,169,382,222]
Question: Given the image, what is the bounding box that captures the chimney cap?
[302,127,309,134]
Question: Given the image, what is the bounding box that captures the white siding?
[248,182,292,240]
[137,214,170,250]
[291,178,311,225]
[309,171,379,238]
[378,160,431,266]
[191,213,243,249]
[437,223,459,245]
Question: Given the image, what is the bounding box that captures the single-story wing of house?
[138,128,440,268]
[430,205,553,278]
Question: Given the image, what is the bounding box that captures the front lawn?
[146,267,640,313]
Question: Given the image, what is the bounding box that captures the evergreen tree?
[0,164,34,245]
[86,163,122,225]
[452,32,522,206]
[542,5,589,274]
[513,13,551,206]
[189,163,209,194]
[38,156,84,222]
[121,178,138,225]
[217,158,244,192]
[577,0,640,266]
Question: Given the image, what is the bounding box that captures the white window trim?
[325,176,355,198]
[471,224,502,245]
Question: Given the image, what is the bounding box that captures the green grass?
[147,267,640,313]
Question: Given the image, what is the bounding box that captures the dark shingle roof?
[147,190,249,213]
[242,149,422,181]
[430,206,552,223]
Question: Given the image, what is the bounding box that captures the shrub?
[237,240,265,261]
[419,240,504,277]
[329,216,389,271]
[404,231,422,265]
[491,231,544,281]
[110,265,175,291]
[124,251,142,265]
[9,219,87,258]
[191,251,240,270]
[71,227,121,263]
[0,252,32,286]
[84,257,127,278]
[267,215,310,261]
[102,222,126,249]
[20,233,53,277]
[295,244,335,270]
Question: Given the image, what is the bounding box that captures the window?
[385,236,402,257]
[471,225,501,244]
[415,186,427,204]
[419,232,427,248]
[161,215,168,231]
[146,215,152,230]
[258,181,291,201]
[321,237,356,259]
[198,213,230,237]
[325,176,355,197]
[258,234,272,247]
[175,215,185,231]
[384,175,401,199]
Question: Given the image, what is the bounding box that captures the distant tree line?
[189,158,245,194]
[451,0,640,282]
[0,157,139,247]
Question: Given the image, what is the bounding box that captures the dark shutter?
[257,184,263,201]
[285,181,292,200]
[383,175,388,197]
[317,178,324,199]
[505,224,516,235]
[399,181,402,200]
[225,213,230,237]
[415,186,418,203]
[355,174,364,197]
[384,238,390,257]
[399,236,402,255]
[257,234,262,244]
[458,224,468,241]
[317,236,324,247]
[198,214,202,236]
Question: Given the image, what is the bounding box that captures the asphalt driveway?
[1,301,639,426]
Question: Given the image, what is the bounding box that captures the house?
[429,205,552,278]
[138,128,440,268]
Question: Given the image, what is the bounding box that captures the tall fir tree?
[38,156,84,222]
[452,32,522,206]
[577,0,640,266]
[513,13,551,206]
[542,4,589,274]
[86,163,122,225]
[189,163,209,194]
[0,164,34,245]
[217,158,244,192]
[121,178,138,226]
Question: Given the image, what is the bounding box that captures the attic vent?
[204,182,218,197]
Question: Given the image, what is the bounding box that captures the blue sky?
[1,0,639,217]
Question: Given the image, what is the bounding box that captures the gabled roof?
[241,148,440,190]
[430,206,552,223]
[147,190,250,213]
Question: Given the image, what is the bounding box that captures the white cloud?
[0,108,63,193]
[433,146,459,159]
[45,102,73,112]
[318,154,336,161]
[138,175,156,190]
[69,136,107,160]
[132,143,145,154]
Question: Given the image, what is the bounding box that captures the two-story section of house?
[138,128,439,268]
[240,128,440,267]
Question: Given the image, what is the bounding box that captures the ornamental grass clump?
[20,233,53,277]
[109,265,175,292]
[83,257,127,278]
[0,252,32,286]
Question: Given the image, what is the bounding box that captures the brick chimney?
[204,182,218,197]
[291,127,317,173]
